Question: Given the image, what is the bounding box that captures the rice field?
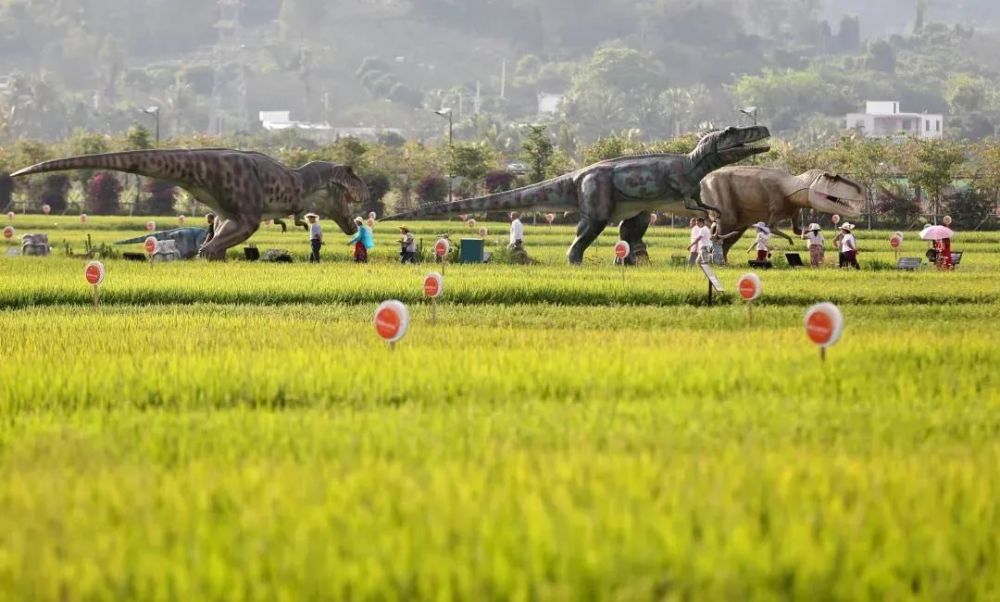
[1,216,998,600]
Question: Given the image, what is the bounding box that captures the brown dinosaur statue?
[11,149,369,259]
[699,167,866,259]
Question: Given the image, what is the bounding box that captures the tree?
[945,74,988,114]
[143,180,178,215]
[520,125,554,183]
[902,138,967,221]
[450,143,495,195]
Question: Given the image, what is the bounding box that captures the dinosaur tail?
[383,176,576,221]
[11,149,214,183]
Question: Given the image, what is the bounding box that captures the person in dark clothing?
[306,212,322,263]
[205,213,216,244]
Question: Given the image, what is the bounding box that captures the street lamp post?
[143,106,161,147]
[739,106,758,163]
[434,108,453,203]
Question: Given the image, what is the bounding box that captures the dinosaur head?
[300,162,369,234]
[692,126,771,169]
[802,170,866,217]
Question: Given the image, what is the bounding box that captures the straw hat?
[752,221,771,234]
[807,223,821,232]
[398,225,409,232]
[840,222,854,232]
[304,212,319,219]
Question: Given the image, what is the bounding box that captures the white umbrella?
[919,225,954,241]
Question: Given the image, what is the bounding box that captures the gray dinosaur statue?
[699,167,866,260]
[385,126,770,263]
[116,227,210,259]
[12,149,369,260]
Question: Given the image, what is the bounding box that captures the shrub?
[946,189,994,229]
[416,175,447,205]
[143,180,178,215]
[86,172,123,215]
[41,175,71,213]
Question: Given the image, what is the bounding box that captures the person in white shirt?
[839,223,860,270]
[746,222,771,262]
[686,217,712,264]
[509,212,525,249]
[306,212,322,263]
[687,218,699,266]
[802,223,825,267]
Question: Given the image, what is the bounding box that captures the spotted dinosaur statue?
[385,126,770,263]
[11,149,369,259]
[700,167,865,260]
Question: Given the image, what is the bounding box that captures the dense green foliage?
[2,0,1000,145]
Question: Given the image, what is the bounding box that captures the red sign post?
[466,218,476,229]
[80,213,88,224]
[2,226,13,240]
[84,260,106,308]
[649,213,658,226]
[434,238,450,275]
[42,204,51,215]
[737,273,762,325]
[145,220,156,232]
[373,300,411,349]
[178,214,186,225]
[804,302,844,363]
[614,240,630,283]
[6,211,13,222]
[478,226,488,238]
[890,232,902,261]
[423,272,444,325]
[545,213,555,226]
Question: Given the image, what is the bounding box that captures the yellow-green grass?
[1,217,998,600]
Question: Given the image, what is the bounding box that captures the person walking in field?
[687,218,700,266]
[306,212,322,263]
[509,212,524,250]
[347,216,375,263]
[839,223,860,270]
[833,225,846,267]
[398,225,416,264]
[746,222,771,262]
[687,216,712,264]
[803,222,825,267]
[205,212,217,244]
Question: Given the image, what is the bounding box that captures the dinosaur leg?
[721,227,748,263]
[771,227,795,245]
[567,168,614,264]
[198,216,259,261]
[274,219,288,233]
[294,215,309,231]
[567,218,608,264]
[619,211,652,265]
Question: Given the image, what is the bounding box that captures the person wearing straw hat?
[398,225,416,264]
[802,222,825,267]
[305,212,322,263]
[746,222,771,262]
[839,222,860,270]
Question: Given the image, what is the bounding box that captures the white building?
[846,101,943,139]
[258,111,403,142]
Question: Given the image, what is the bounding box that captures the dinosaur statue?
[11,149,369,260]
[384,126,771,264]
[699,167,866,260]
[116,227,210,260]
